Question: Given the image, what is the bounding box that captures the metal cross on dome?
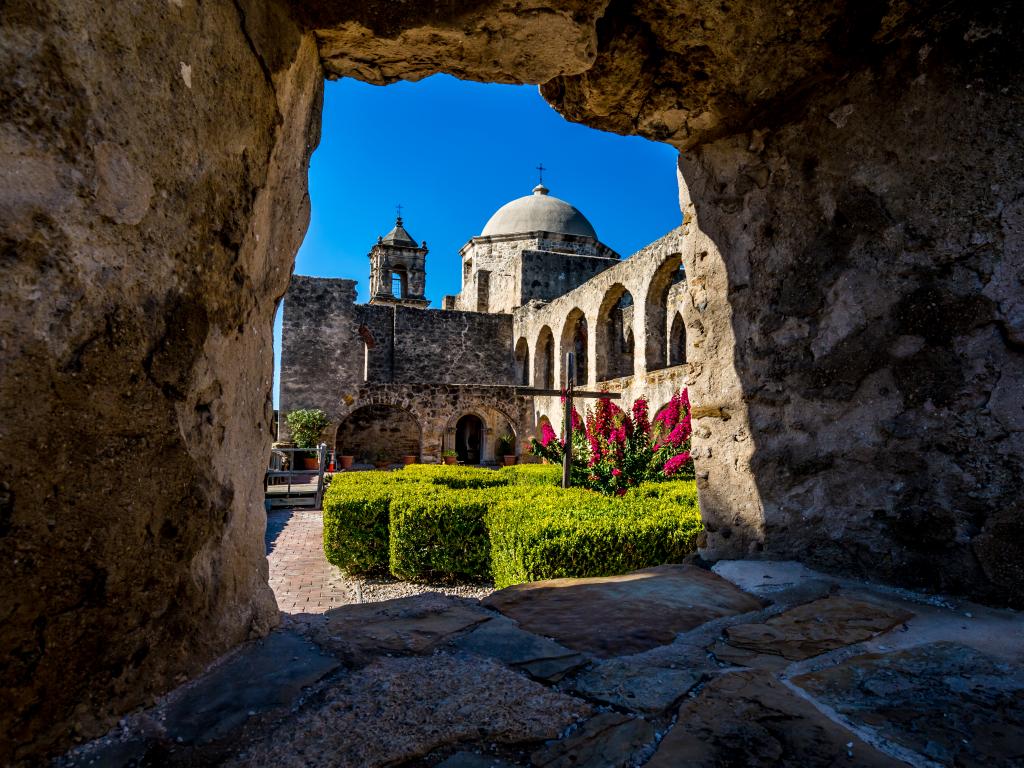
[536,163,546,185]
[395,203,404,219]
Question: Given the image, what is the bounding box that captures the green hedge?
[389,486,492,582]
[496,463,561,486]
[486,481,702,588]
[322,473,395,574]
[321,465,702,587]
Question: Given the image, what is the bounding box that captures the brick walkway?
[265,509,358,614]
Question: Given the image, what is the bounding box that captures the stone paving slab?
[312,593,491,663]
[531,712,657,768]
[452,615,588,683]
[483,564,765,658]
[646,669,906,767]
[226,654,593,768]
[722,595,914,661]
[570,656,704,714]
[793,641,1024,766]
[162,630,341,745]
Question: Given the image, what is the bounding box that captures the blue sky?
[274,75,681,406]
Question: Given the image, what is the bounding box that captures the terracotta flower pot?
[503,455,517,466]
[339,455,354,470]
[374,461,389,469]
[302,457,319,470]
[402,455,416,465]
[443,456,457,465]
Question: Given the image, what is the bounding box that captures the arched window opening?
[560,309,588,386]
[514,337,530,386]
[391,269,407,299]
[596,284,635,381]
[534,326,555,390]
[644,254,682,373]
[669,311,687,366]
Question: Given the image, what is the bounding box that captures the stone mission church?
[279,182,691,465]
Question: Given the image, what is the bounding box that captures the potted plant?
[285,408,330,470]
[338,454,354,470]
[368,449,391,470]
[402,454,417,465]
[442,449,458,465]
[497,433,517,466]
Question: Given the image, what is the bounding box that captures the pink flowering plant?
[530,388,694,494]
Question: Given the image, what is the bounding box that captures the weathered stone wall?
[280,279,517,451]
[280,276,365,428]
[518,250,620,306]
[393,307,514,385]
[674,7,1024,603]
[330,385,532,463]
[0,0,322,761]
[456,232,618,312]
[334,404,422,461]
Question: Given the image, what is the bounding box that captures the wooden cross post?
[513,355,620,489]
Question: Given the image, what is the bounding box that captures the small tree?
[286,408,330,450]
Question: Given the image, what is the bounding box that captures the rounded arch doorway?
[455,414,484,465]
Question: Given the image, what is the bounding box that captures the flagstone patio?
[58,512,1024,767]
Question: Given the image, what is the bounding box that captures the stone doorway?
[455,414,483,465]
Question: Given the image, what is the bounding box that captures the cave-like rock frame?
[1,0,1021,761]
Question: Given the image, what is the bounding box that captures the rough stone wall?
[518,250,620,306]
[330,385,532,463]
[392,307,514,385]
[334,404,421,461]
[674,6,1024,603]
[280,277,365,430]
[0,0,322,761]
[456,233,618,313]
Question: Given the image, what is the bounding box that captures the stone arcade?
[279,183,690,466]
[2,1,1022,762]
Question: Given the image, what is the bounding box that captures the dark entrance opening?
[455,414,483,465]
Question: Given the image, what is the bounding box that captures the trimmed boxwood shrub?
[321,466,702,587]
[322,472,406,574]
[486,481,702,588]
[389,486,492,582]
[496,463,561,487]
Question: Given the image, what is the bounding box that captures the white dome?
[480,185,597,239]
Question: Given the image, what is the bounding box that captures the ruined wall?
[331,385,532,463]
[393,307,513,385]
[334,404,421,461]
[280,276,365,429]
[0,0,322,761]
[518,250,620,305]
[676,8,1024,603]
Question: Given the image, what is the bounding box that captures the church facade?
[279,184,692,465]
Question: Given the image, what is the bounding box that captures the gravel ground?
[345,573,495,603]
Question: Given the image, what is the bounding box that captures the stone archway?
[596,283,635,381]
[5,2,1022,761]
[334,404,422,463]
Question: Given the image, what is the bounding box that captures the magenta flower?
[662,451,692,477]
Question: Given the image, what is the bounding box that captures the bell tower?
[368,213,430,308]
